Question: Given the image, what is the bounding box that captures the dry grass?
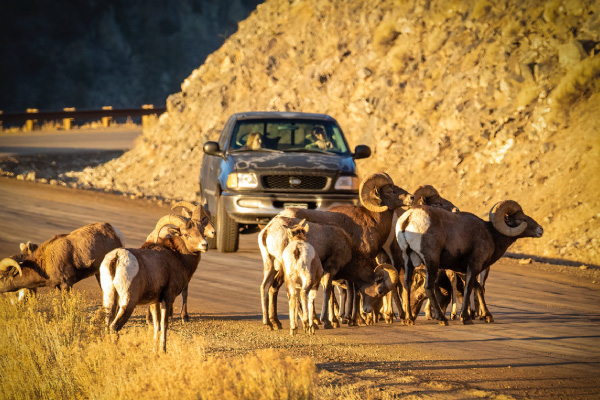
[0,291,317,400]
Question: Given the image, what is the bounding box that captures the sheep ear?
[20,243,28,254]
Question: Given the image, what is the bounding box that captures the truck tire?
[216,196,239,253]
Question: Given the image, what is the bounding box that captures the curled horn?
[0,258,22,277]
[412,185,440,204]
[153,214,190,235]
[171,201,196,219]
[489,200,527,237]
[359,172,393,212]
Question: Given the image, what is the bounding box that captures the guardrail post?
[102,106,113,127]
[142,104,154,128]
[63,107,75,130]
[0,110,3,131]
[25,108,39,131]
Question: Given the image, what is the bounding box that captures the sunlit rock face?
[51,0,600,265]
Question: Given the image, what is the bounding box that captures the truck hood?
[230,151,355,173]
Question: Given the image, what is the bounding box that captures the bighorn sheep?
[259,212,399,331]
[100,204,210,352]
[1,242,39,303]
[145,201,215,322]
[268,172,412,327]
[280,220,324,335]
[396,200,543,325]
[0,223,125,293]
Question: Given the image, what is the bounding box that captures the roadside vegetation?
[0,291,316,400]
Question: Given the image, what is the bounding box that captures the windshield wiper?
[284,148,336,155]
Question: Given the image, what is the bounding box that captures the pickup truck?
[199,111,371,252]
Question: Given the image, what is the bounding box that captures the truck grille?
[262,175,328,190]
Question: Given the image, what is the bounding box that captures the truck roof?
[231,111,336,121]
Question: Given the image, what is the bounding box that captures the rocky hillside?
[67,0,600,265]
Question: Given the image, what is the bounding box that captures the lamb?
[145,201,215,322]
[396,200,543,325]
[100,204,210,352]
[280,219,324,335]
[0,223,125,293]
[259,214,398,330]
[271,172,412,326]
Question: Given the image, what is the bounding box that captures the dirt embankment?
[2,0,599,266]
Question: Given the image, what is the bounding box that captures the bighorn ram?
[280,219,324,335]
[0,223,125,293]
[259,212,399,331]
[101,203,210,352]
[270,172,412,327]
[396,200,543,325]
[145,201,215,322]
[1,242,39,303]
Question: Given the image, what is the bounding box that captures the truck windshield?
[228,119,350,154]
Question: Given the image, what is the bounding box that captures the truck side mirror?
[353,145,371,160]
[203,141,223,157]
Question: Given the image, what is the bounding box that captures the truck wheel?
[216,196,239,253]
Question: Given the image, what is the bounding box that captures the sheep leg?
[180,284,189,322]
[319,272,334,329]
[344,280,355,324]
[307,286,318,334]
[328,288,340,328]
[401,255,416,325]
[260,267,277,329]
[102,285,119,329]
[300,286,312,334]
[474,281,493,323]
[287,281,298,336]
[460,269,476,325]
[448,271,459,320]
[424,299,432,320]
[337,285,347,323]
[424,264,448,326]
[269,272,284,330]
[149,303,160,339]
[158,301,171,353]
[110,302,137,333]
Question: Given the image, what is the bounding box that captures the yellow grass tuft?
[0,291,317,400]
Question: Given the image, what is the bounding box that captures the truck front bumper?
[221,192,358,224]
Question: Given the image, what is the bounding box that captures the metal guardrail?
[0,105,166,131]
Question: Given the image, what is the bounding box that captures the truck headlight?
[334,176,359,190]
[227,172,258,189]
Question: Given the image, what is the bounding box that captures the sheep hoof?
[450,313,457,320]
[290,328,297,336]
[485,316,495,323]
[461,318,474,325]
[439,320,449,326]
[323,321,334,329]
[403,318,415,326]
[271,321,283,330]
[308,326,316,335]
[182,315,190,323]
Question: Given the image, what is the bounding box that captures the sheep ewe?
[0,223,125,292]
[101,207,209,353]
[259,215,397,331]
[281,219,324,335]
[397,200,543,325]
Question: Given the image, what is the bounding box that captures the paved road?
[0,128,141,157]
[1,177,599,398]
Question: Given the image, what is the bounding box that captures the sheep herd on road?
[0,173,544,351]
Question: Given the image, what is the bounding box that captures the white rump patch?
[109,249,139,305]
